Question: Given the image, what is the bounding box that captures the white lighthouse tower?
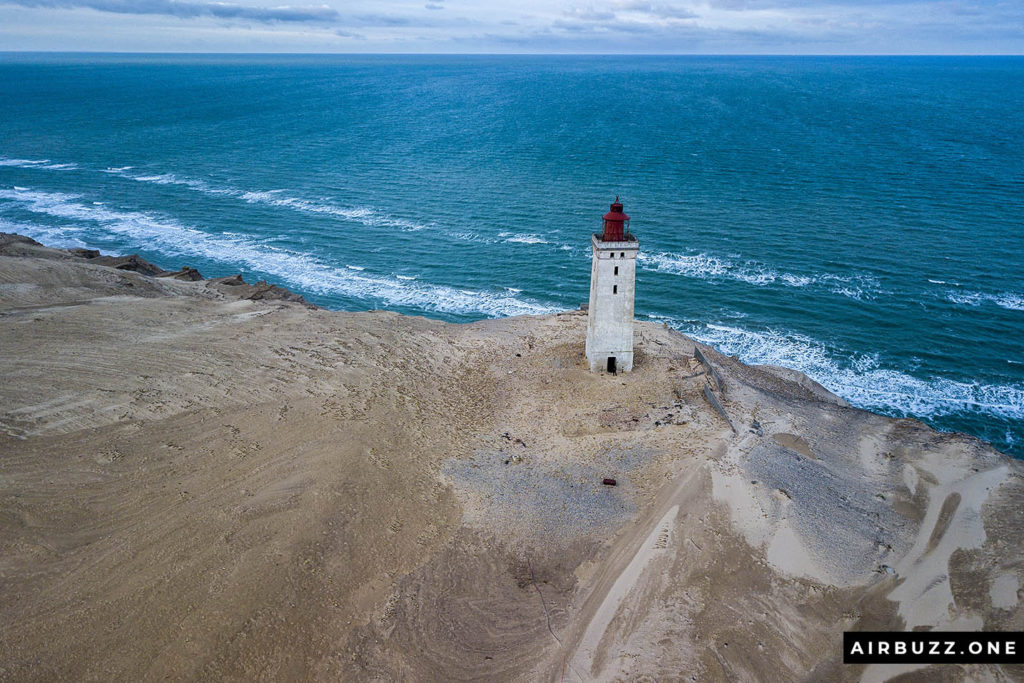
[586,197,638,374]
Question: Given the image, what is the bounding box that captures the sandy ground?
[1,234,1022,681]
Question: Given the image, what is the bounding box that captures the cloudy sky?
[0,0,1021,54]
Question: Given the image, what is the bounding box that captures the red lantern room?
[602,196,630,241]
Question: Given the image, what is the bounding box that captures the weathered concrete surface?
[586,233,638,373]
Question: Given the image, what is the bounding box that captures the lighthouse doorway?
[607,357,617,374]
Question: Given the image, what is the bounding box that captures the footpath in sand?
[1,233,1022,681]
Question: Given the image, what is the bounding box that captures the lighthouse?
[586,197,639,374]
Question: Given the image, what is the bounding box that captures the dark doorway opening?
[607,356,617,374]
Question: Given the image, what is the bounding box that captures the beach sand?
[1,234,1021,681]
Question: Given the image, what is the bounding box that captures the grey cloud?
[352,13,414,26]
[425,2,443,9]
[563,7,617,21]
[613,1,698,19]
[552,16,679,34]
[554,2,697,35]
[702,0,934,7]
[3,0,340,22]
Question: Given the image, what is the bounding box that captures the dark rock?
[69,248,101,259]
[92,254,167,277]
[213,274,246,286]
[157,266,204,282]
[208,274,315,307]
[246,281,311,305]
[0,233,43,249]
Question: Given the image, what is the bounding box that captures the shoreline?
[1,232,1021,679]
[3,231,1010,459]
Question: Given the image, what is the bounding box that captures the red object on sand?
[602,478,617,486]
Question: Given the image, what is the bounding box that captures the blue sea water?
[1,54,1022,455]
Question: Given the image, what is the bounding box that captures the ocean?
[1,54,1021,456]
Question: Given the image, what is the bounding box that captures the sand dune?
[1,234,1021,681]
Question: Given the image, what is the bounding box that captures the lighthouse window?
[620,252,625,258]
[613,285,618,294]
[614,266,619,276]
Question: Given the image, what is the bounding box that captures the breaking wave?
[0,217,97,251]
[0,187,557,319]
[655,317,1024,423]
[945,289,1024,311]
[0,157,78,171]
[499,232,548,245]
[104,167,472,237]
[638,250,881,300]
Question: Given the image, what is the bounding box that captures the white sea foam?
[0,217,96,251]
[945,290,983,306]
[0,157,78,171]
[499,232,548,245]
[133,173,232,195]
[660,318,1024,423]
[106,166,555,246]
[830,286,868,301]
[994,294,1024,311]
[945,289,1024,311]
[780,273,814,287]
[0,187,557,319]
[107,166,458,236]
[639,250,880,300]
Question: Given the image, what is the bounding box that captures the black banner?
[844,632,1024,664]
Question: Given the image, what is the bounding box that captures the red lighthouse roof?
[601,196,630,241]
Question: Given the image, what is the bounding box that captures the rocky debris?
[208,274,315,307]
[91,253,166,276]
[249,280,312,305]
[501,432,527,448]
[213,273,246,286]
[0,233,315,308]
[0,232,42,250]
[158,266,204,281]
[0,232,67,259]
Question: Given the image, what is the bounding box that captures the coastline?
[1,233,1021,680]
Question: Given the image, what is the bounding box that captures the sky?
[0,0,1022,54]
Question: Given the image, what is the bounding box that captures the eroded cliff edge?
[1,235,1021,681]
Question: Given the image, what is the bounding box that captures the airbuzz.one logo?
[844,632,1023,664]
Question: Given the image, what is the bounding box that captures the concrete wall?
[586,233,638,373]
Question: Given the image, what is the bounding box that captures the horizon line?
[1,50,1023,57]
